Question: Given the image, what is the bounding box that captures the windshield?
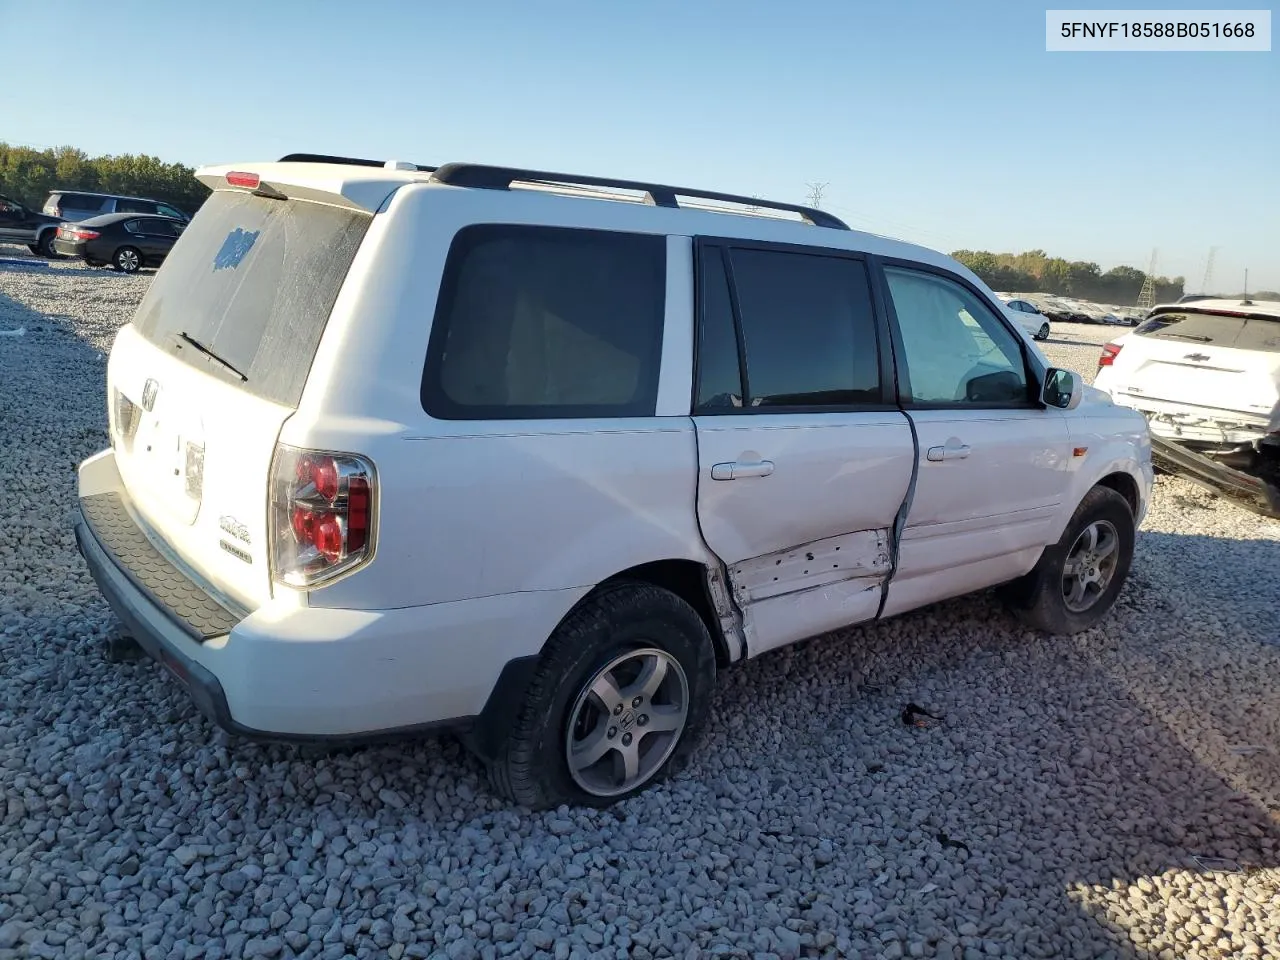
[1136,310,1280,353]
[131,190,372,407]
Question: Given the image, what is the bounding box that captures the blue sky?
[6,0,1277,289]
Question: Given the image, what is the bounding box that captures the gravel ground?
[1,253,1278,960]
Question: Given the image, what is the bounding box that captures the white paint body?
[79,161,1154,736]
[1094,299,1280,445]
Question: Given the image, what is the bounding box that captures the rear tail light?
[269,444,377,587]
[58,226,99,241]
[1098,342,1123,369]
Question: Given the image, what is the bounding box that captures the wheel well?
[599,560,733,667]
[466,559,735,765]
[1097,471,1139,515]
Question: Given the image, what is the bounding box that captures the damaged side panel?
[726,528,892,656]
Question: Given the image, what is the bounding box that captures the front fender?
[1050,411,1154,541]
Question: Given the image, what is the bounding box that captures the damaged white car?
[1094,298,1280,518]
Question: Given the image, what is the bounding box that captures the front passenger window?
[885,267,1030,406]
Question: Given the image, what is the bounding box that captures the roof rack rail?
[278,153,437,172]
[429,162,849,230]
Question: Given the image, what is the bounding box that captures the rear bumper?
[51,239,86,258]
[74,511,244,731]
[1150,434,1280,520]
[74,449,567,743]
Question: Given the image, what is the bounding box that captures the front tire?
[999,486,1135,634]
[113,246,142,273]
[1037,323,1050,340]
[484,582,716,809]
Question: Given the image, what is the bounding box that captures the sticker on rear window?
[213,228,260,271]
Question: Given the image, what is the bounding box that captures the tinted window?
[123,219,145,234]
[1136,311,1280,353]
[695,246,743,410]
[139,219,178,237]
[885,266,1030,405]
[62,194,105,211]
[728,248,879,407]
[131,190,372,407]
[116,199,157,214]
[157,204,186,220]
[423,225,666,420]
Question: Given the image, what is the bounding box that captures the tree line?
[0,143,210,216]
[950,248,1188,305]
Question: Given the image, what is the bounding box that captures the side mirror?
[1041,367,1081,410]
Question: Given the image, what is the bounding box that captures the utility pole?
[1200,246,1218,294]
[805,181,828,209]
[1136,248,1159,310]
[1244,269,1249,297]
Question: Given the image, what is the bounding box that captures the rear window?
[131,190,372,407]
[1136,311,1280,353]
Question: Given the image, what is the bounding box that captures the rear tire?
[113,246,142,272]
[998,486,1135,634]
[484,582,716,809]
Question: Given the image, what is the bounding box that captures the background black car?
[51,213,186,272]
[0,193,63,257]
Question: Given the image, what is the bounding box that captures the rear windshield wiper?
[176,332,248,382]
[1153,332,1213,343]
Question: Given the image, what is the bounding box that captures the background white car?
[999,296,1052,340]
[1094,298,1280,513]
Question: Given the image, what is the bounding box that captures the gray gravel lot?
[1,254,1278,960]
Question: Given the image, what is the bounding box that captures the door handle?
[711,460,775,480]
[926,442,971,462]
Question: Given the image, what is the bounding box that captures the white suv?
[74,155,1154,808]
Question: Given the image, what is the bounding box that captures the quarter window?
[884,266,1030,406]
[423,225,666,420]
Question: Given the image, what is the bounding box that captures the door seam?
[876,413,920,620]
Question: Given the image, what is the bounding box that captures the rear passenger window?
[423,225,666,420]
[116,199,155,214]
[726,248,880,408]
[65,194,104,211]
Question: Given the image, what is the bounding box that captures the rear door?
[1106,308,1280,437]
[876,261,1075,618]
[131,217,177,261]
[108,187,374,608]
[692,239,915,656]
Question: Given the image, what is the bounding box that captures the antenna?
[1136,248,1159,310]
[805,181,829,209]
[1200,246,1218,294]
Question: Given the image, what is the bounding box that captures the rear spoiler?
[1151,434,1280,520]
[194,161,430,213]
